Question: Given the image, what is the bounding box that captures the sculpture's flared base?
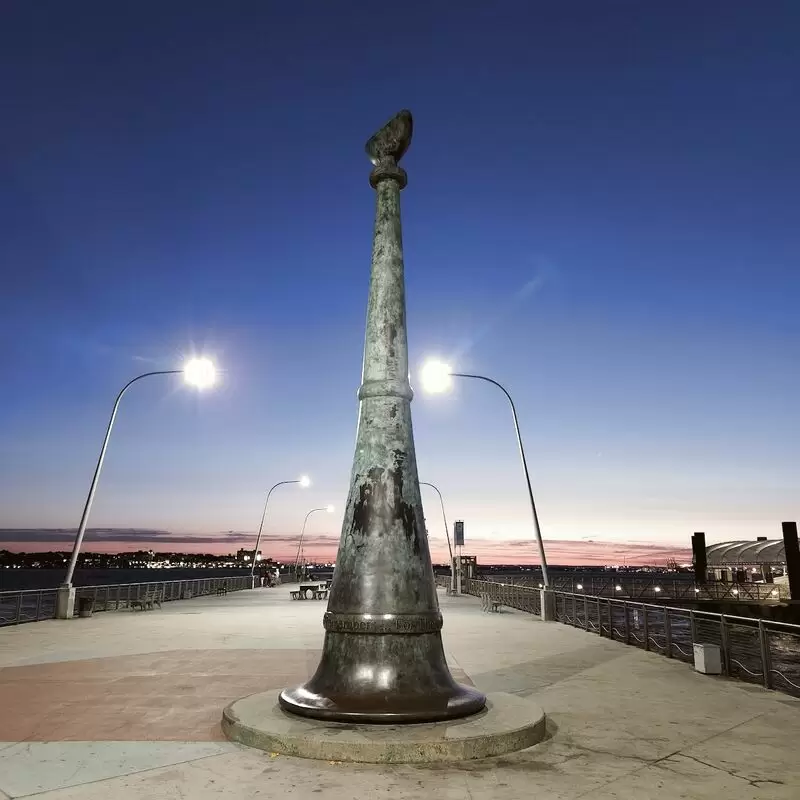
[279,682,486,724]
[279,631,487,723]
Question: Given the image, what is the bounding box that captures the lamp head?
[299,475,311,488]
[184,358,216,389]
[419,359,452,394]
[326,505,335,513]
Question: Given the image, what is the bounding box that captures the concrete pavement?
[0,585,798,798]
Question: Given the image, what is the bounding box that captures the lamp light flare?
[299,475,311,488]
[326,505,335,513]
[183,357,216,389]
[419,359,452,394]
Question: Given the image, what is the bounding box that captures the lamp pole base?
[56,585,76,619]
[540,589,556,621]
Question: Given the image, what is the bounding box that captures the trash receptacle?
[77,596,94,618]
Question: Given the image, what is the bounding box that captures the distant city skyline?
[0,526,696,567]
[1,4,797,561]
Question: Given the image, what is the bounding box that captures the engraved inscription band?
[324,611,443,635]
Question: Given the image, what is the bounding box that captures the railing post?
[596,597,601,634]
[664,609,673,658]
[624,601,630,644]
[758,620,772,690]
[14,592,23,624]
[584,595,589,631]
[719,615,730,675]
[689,610,697,645]
[643,606,649,651]
[608,598,614,639]
[35,591,43,621]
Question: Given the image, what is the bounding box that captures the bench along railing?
[0,575,252,626]
[454,579,800,699]
[484,574,788,602]
[449,577,542,616]
[73,575,252,613]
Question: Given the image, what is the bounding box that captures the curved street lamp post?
[56,359,216,619]
[249,476,310,586]
[420,481,455,595]
[293,505,334,582]
[419,361,551,590]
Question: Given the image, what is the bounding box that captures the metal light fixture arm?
[294,507,327,578]
[63,370,182,587]
[420,481,455,593]
[451,372,550,587]
[250,480,300,576]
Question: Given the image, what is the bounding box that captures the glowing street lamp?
[250,475,310,580]
[419,359,550,587]
[419,481,455,594]
[294,505,335,580]
[57,358,217,618]
[183,357,216,389]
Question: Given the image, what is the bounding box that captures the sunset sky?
[1,3,797,566]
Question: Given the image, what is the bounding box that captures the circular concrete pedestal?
[222,690,546,763]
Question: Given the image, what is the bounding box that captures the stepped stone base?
[222,690,546,764]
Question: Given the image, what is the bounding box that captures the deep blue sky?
[1,2,798,563]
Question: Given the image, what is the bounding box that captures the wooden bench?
[131,590,162,611]
[314,589,329,600]
[480,593,502,613]
[290,590,300,600]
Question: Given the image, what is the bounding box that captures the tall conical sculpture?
[279,110,486,723]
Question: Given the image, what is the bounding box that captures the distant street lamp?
[57,359,217,618]
[419,359,550,588]
[250,476,310,583]
[294,505,335,581]
[419,481,455,595]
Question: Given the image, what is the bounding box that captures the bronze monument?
[279,110,486,723]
